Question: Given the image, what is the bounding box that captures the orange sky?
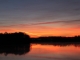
[0,0,80,38]
[0,25,80,38]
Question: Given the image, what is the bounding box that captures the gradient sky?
[0,0,80,37]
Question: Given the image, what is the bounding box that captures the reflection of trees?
[31,42,80,47]
[0,32,31,56]
[0,32,80,55]
[31,36,80,43]
[0,43,31,56]
[31,36,80,47]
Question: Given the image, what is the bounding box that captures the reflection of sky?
[0,44,80,60]
[0,0,80,37]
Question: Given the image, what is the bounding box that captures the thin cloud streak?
[30,20,80,25]
[0,19,80,28]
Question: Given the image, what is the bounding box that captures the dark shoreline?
[0,32,80,44]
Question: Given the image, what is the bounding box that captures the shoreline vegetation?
[0,32,80,55]
[0,32,31,55]
[0,32,80,44]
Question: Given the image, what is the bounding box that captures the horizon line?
[0,31,80,38]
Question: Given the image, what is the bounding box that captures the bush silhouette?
[0,32,30,44]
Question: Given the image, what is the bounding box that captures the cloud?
[74,8,80,11]
[30,19,80,25]
[0,19,80,28]
[0,24,29,28]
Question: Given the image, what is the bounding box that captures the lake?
[0,43,80,60]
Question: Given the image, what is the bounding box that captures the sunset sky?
[0,0,80,37]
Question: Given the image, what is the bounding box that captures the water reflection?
[0,42,80,56]
[0,43,80,60]
[0,43,30,56]
[29,43,80,60]
[32,42,80,47]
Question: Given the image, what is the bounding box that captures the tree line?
[0,32,80,44]
[0,32,30,44]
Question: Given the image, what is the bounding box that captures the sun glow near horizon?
[0,0,80,38]
[0,25,80,38]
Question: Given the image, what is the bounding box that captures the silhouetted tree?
[0,32,30,45]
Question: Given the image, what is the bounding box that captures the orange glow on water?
[29,44,80,55]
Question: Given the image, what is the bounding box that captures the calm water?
[0,43,80,60]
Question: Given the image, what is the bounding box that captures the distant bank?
[0,32,80,44]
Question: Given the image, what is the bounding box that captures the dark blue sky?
[0,0,80,36]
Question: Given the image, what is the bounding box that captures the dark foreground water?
[0,43,80,60]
